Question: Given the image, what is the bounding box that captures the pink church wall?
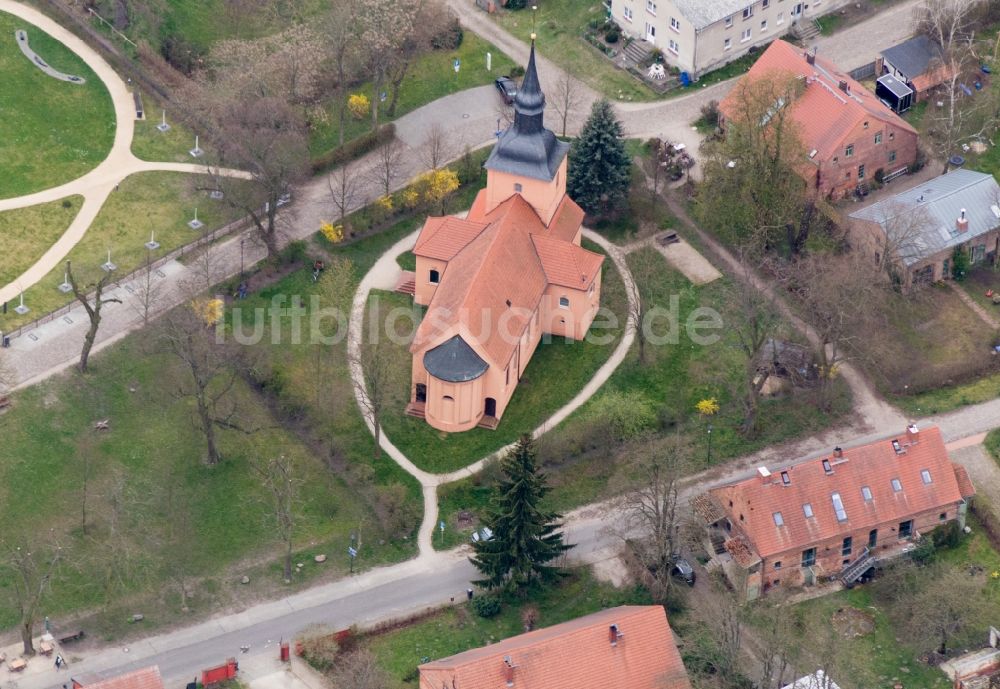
[414,256,448,306]
[485,157,568,226]
[541,271,602,340]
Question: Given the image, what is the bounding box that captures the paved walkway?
[0,0,248,307]
[345,227,639,556]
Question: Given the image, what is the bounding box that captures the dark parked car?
[495,76,517,105]
[670,556,696,586]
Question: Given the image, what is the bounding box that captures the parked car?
[495,76,517,105]
[670,556,696,586]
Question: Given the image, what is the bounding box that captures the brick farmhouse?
[694,425,975,601]
[419,606,691,689]
[720,39,918,200]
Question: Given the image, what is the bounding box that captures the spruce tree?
[470,435,571,591]
[567,99,631,217]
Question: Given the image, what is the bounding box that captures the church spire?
[483,36,569,183]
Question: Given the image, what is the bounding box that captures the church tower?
[483,39,570,226]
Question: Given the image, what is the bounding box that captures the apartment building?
[609,0,850,79]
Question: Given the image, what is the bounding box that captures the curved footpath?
[0,0,248,306]
[346,227,639,557]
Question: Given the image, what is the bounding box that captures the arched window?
[559,296,569,308]
[443,395,454,402]
[429,269,440,284]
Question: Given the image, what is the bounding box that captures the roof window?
[891,478,903,492]
[773,511,784,527]
[831,492,847,522]
[803,503,814,518]
[861,485,873,501]
[921,469,932,484]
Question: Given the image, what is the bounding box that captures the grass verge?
[0,196,82,287]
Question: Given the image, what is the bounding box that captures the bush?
[699,100,720,127]
[505,0,527,8]
[160,35,206,75]
[310,124,396,173]
[909,535,935,565]
[375,483,420,536]
[874,167,885,184]
[605,30,620,43]
[952,245,970,280]
[510,65,526,78]
[298,627,340,671]
[932,520,963,549]
[471,594,502,618]
[431,17,464,50]
[584,391,657,441]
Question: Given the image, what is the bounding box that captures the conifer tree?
[567,99,631,217]
[470,435,571,591]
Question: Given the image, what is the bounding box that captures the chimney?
[957,208,969,233]
[609,624,623,646]
[805,51,816,65]
[757,466,772,484]
[838,80,849,93]
[833,446,843,458]
[906,423,920,444]
[503,656,515,687]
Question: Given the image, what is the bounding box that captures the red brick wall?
[817,120,918,199]
[757,504,960,592]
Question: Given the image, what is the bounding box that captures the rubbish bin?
[279,642,290,662]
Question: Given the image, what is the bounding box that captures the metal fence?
[848,61,877,82]
[2,213,254,344]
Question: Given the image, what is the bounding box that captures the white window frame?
[646,0,656,14]
[725,14,734,27]
[623,5,633,21]
[776,12,784,24]
[743,5,754,19]
[559,295,570,309]
[668,38,679,54]
[724,37,732,50]
[740,27,752,42]
[670,16,680,31]
[760,18,767,31]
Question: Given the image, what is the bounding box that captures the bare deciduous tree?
[548,73,585,138]
[159,307,243,465]
[251,454,301,583]
[419,122,455,171]
[728,260,780,436]
[131,250,163,327]
[67,260,122,374]
[328,161,362,223]
[368,137,406,198]
[611,434,690,602]
[330,649,390,689]
[349,339,392,457]
[2,536,64,655]
[324,2,362,147]
[627,248,662,364]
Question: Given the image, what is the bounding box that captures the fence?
[2,212,256,344]
[848,61,877,82]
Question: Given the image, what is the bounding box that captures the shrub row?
[310,123,397,174]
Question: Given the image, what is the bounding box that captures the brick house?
[849,169,1000,288]
[419,606,691,689]
[694,425,975,601]
[719,39,919,200]
[404,42,604,433]
[72,667,165,689]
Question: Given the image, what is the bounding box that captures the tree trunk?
[21,619,35,656]
[79,317,101,373]
[386,60,411,118]
[284,539,293,583]
[373,419,381,458]
[197,394,220,465]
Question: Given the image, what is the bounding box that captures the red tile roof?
[77,667,164,689]
[720,40,916,162]
[725,536,761,568]
[954,464,976,499]
[419,606,691,689]
[711,426,973,559]
[411,191,602,366]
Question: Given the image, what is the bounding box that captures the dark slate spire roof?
[484,39,570,182]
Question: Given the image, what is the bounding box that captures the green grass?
[896,371,1000,416]
[493,1,651,102]
[985,428,1000,462]
[370,239,628,474]
[0,333,412,639]
[0,196,82,287]
[815,14,845,36]
[362,569,651,686]
[309,34,516,156]
[131,96,202,163]
[0,11,115,199]
[436,248,851,546]
[0,172,248,333]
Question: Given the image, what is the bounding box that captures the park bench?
[58,630,85,645]
[134,92,144,119]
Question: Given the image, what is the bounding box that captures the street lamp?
[706,424,713,464]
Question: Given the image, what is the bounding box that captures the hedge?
[311,123,397,174]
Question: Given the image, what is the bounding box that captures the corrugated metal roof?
[672,0,750,30]
[850,170,1000,266]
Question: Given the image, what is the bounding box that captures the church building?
[404,41,603,433]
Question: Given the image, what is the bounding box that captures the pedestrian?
[54,654,63,669]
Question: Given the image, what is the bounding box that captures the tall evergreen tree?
[567,99,631,217]
[470,435,571,591]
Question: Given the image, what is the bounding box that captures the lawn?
[0,172,248,333]
[0,332,413,641]
[492,1,651,102]
[359,569,651,687]
[368,239,628,475]
[987,428,1000,461]
[436,249,851,547]
[309,33,517,156]
[815,14,845,36]
[131,95,202,163]
[867,286,1000,415]
[0,11,115,199]
[0,196,82,288]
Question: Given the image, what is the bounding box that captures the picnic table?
[39,640,54,656]
[9,658,26,672]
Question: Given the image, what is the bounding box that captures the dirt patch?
[831,606,875,638]
[652,240,722,285]
[591,555,630,588]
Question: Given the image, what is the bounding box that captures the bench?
[133,91,144,119]
[59,630,85,645]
